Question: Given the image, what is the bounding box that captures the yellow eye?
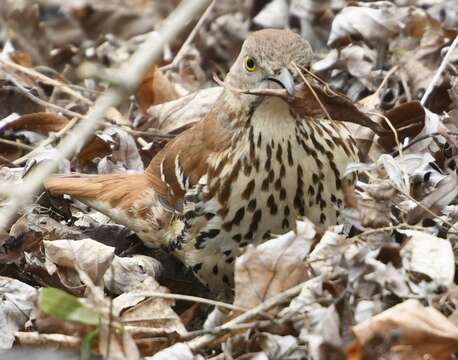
[244,57,256,72]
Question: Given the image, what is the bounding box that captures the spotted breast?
[169,91,358,296]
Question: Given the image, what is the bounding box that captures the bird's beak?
[266,67,295,96]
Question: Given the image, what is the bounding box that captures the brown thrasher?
[45,29,358,297]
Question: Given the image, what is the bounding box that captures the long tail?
[44,174,171,247]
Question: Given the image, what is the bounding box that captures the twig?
[366,111,403,159]
[394,184,458,233]
[421,35,458,106]
[373,65,399,96]
[292,61,332,121]
[160,0,216,71]
[0,138,33,151]
[3,78,84,119]
[0,0,212,230]
[186,281,305,350]
[133,291,273,319]
[12,117,79,165]
[349,223,433,242]
[0,58,93,105]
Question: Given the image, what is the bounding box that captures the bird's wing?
[145,106,233,210]
[44,102,232,246]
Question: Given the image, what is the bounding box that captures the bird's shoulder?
[145,109,234,208]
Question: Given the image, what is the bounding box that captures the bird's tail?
[44,174,172,247]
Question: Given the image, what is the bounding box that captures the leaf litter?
[0,0,458,359]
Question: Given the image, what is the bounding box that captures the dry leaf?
[0,112,69,135]
[234,219,315,309]
[145,87,222,133]
[136,66,179,115]
[145,343,194,360]
[44,238,115,287]
[407,171,458,224]
[351,299,458,360]
[399,229,455,286]
[114,278,186,336]
[104,255,162,294]
[328,3,405,47]
[97,127,144,173]
[0,276,37,350]
[253,0,289,29]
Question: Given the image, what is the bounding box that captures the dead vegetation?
[0,0,458,359]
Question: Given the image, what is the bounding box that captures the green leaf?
[81,329,99,360]
[38,287,100,325]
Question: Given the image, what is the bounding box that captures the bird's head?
[225,29,313,97]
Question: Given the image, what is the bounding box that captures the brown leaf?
[136,66,179,115]
[0,112,69,135]
[351,299,458,360]
[77,135,112,164]
[1,212,80,263]
[377,101,425,152]
[292,82,387,135]
[234,220,315,310]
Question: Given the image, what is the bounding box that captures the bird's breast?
[174,98,358,291]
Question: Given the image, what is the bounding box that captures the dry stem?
[186,281,305,350]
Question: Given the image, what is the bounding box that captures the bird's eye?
[244,57,256,72]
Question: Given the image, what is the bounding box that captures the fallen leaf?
[97,127,144,173]
[38,287,100,325]
[0,112,69,134]
[104,254,162,294]
[145,87,222,133]
[328,4,405,47]
[0,276,37,350]
[114,278,186,336]
[44,238,115,287]
[399,229,455,286]
[351,299,458,360]
[136,66,179,115]
[234,219,315,309]
[253,0,289,29]
[145,343,194,360]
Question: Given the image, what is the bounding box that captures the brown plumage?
[45,29,358,298]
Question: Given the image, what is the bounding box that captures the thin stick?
[292,61,332,121]
[0,58,93,105]
[186,281,305,350]
[133,291,271,318]
[160,0,216,71]
[394,185,458,233]
[12,117,79,165]
[366,111,403,159]
[373,65,399,96]
[421,35,458,106]
[349,223,433,242]
[0,138,33,151]
[0,0,212,230]
[3,77,84,119]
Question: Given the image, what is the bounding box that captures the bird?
[45,29,359,299]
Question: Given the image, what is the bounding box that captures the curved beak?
[266,67,295,96]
